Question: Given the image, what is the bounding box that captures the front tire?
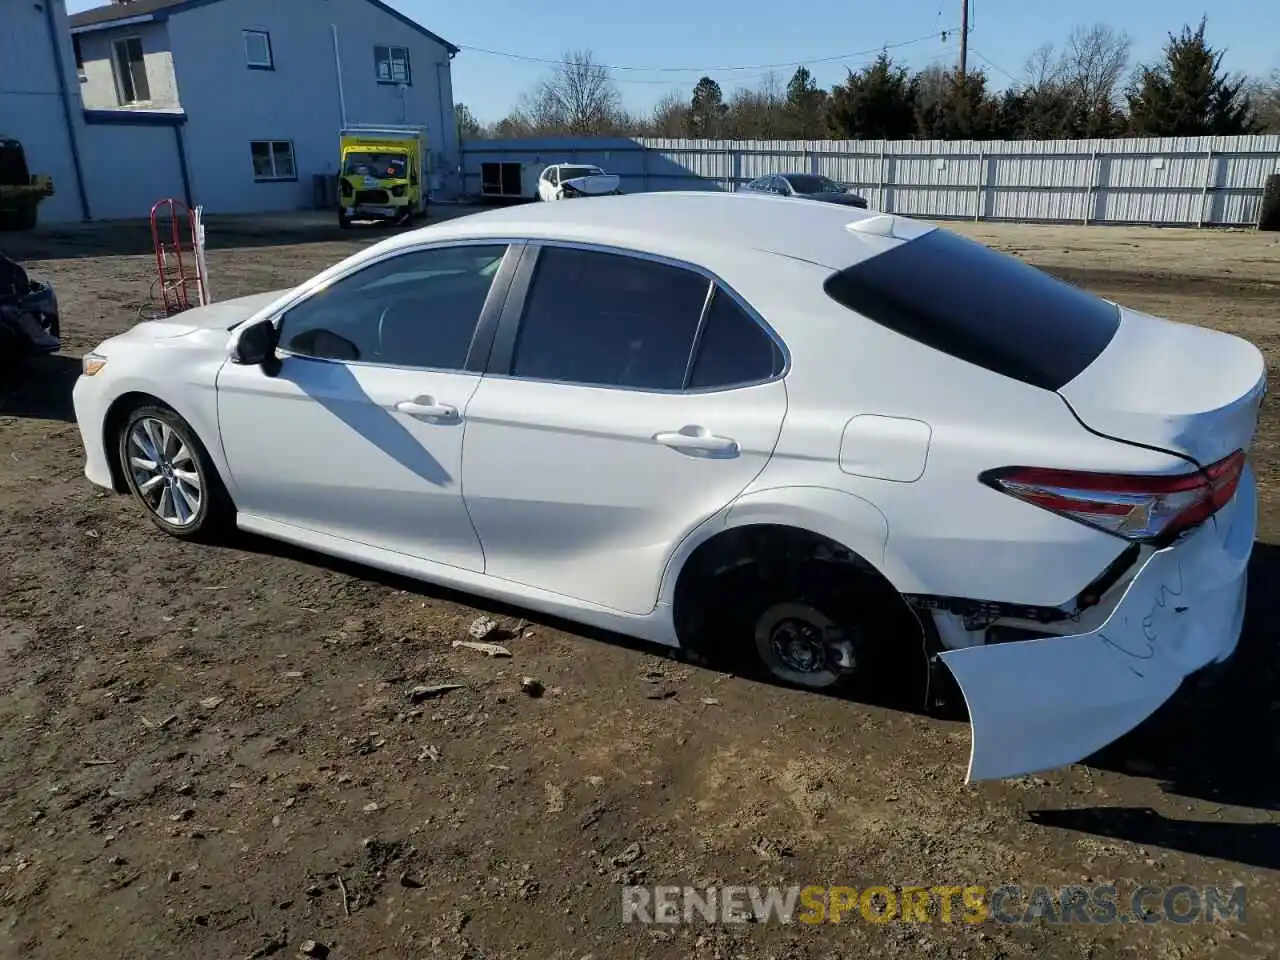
[117,404,232,542]
[337,209,351,230]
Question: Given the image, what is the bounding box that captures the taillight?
[981,450,1246,544]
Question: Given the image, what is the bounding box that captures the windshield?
[787,174,843,194]
[343,152,408,179]
[557,166,603,180]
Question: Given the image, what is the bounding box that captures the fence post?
[878,141,887,212]
[727,146,739,193]
[641,143,650,193]
[1197,149,1214,227]
[974,150,985,221]
[1084,150,1099,225]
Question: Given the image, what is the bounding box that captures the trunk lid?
[1057,306,1266,467]
[564,173,620,195]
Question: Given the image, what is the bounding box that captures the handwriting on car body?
[1096,563,1187,673]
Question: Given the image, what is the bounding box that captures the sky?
[66,0,1280,125]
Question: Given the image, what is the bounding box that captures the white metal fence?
[460,134,1280,227]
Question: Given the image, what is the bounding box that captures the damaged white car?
[70,192,1263,783]
[536,163,622,201]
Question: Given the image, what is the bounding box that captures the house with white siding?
[69,0,461,216]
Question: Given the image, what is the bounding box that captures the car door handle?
[653,429,739,456]
[395,397,458,419]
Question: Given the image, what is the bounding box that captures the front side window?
[112,36,149,104]
[556,166,602,181]
[244,30,273,69]
[823,228,1121,391]
[375,44,411,84]
[510,247,710,391]
[250,140,296,181]
[278,245,508,370]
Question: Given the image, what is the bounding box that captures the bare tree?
[1022,42,1065,94]
[645,90,691,137]
[1248,70,1280,133]
[529,49,625,135]
[722,72,789,139]
[1060,23,1132,113]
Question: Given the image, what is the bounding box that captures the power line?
[972,49,1018,82]
[455,28,959,76]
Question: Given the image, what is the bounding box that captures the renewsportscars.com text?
[621,883,1247,925]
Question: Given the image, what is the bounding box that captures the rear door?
[460,243,789,615]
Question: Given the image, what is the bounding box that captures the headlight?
[82,352,107,376]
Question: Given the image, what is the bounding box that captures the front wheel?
[118,404,233,542]
[337,209,351,230]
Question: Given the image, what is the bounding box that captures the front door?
[462,244,789,614]
[216,242,515,572]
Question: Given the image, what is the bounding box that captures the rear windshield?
[823,228,1119,391]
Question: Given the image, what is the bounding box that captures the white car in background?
[536,163,622,201]
[70,192,1264,784]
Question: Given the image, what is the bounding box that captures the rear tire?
[117,404,233,542]
[739,567,874,692]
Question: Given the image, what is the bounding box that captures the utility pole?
[958,0,969,78]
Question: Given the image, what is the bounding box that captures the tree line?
[456,19,1280,143]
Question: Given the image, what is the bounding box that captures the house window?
[244,30,273,69]
[111,36,150,104]
[250,141,296,181]
[374,44,411,84]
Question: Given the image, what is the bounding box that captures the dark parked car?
[738,173,868,208]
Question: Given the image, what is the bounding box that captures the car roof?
[410,191,926,270]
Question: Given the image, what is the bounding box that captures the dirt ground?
[1,209,1279,960]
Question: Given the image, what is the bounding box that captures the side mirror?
[228,318,279,367]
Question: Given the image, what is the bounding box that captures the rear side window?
[822,229,1119,390]
[511,246,709,390]
[688,289,783,389]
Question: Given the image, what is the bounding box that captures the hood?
[138,289,291,339]
[562,172,621,195]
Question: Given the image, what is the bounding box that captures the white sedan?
[536,163,621,201]
[71,191,1264,783]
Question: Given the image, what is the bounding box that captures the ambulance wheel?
[338,210,351,230]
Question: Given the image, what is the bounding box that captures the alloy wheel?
[127,417,203,527]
